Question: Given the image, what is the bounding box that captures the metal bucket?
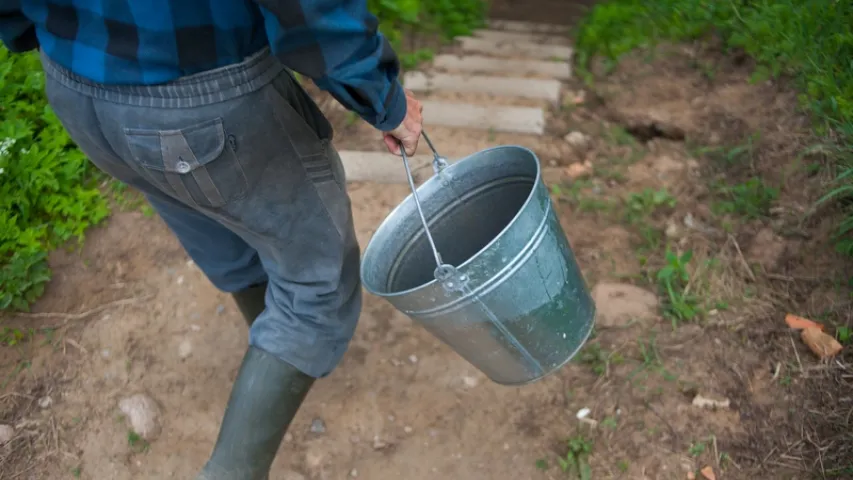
[360,135,595,385]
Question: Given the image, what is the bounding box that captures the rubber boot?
[197,283,315,480]
[231,281,268,327]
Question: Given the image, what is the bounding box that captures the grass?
[574,0,853,257]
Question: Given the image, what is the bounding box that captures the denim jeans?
[40,48,362,379]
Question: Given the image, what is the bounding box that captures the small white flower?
[0,168,5,175]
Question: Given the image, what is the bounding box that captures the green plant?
[127,430,150,453]
[713,177,779,219]
[0,47,110,312]
[369,0,487,53]
[574,0,853,253]
[557,434,593,480]
[656,248,701,325]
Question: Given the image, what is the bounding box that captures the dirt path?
[3,5,852,480]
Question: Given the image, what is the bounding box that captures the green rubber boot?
[197,283,315,480]
[231,281,269,327]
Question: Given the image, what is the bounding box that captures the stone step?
[329,99,546,135]
[432,54,571,80]
[457,36,573,61]
[488,20,568,35]
[403,71,562,104]
[421,100,545,135]
[473,29,571,46]
[338,151,434,183]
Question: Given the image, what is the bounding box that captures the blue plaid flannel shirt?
[0,0,405,130]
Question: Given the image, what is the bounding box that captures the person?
[0,0,424,478]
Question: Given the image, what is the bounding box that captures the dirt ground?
[3,3,853,480]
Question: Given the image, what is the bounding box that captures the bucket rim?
[360,144,542,298]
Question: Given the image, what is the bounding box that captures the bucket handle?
[398,133,467,292]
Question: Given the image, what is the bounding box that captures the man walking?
[0,0,423,478]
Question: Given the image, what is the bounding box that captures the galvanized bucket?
[360,134,595,385]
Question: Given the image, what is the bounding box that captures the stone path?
[336,20,571,183]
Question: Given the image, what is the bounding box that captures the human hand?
[383,89,423,156]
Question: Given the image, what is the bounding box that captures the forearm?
[255,0,406,131]
[0,1,38,52]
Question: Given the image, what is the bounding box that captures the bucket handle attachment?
[398,133,467,292]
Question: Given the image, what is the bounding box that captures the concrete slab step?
[458,36,573,61]
[403,71,562,104]
[488,20,568,35]
[432,54,571,80]
[329,99,546,135]
[338,151,434,183]
[473,29,571,46]
[421,100,545,135]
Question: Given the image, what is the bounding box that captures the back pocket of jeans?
[124,118,247,208]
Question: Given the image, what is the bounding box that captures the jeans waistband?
[40,47,286,108]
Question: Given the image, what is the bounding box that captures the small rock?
[564,131,590,152]
[119,393,162,441]
[387,415,396,422]
[372,435,388,450]
[408,354,418,364]
[190,324,201,332]
[462,376,479,388]
[503,443,510,451]
[176,276,184,285]
[216,304,225,315]
[591,283,659,328]
[691,394,731,409]
[566,161,593,179]
[0,424,14,444]
[309,418,326,434]
[284,433,293,442]
[350,469,359,477]
[38,396,53,409]
[404,426,413,434]
[101,349,111,359]
[178,339,193,359]
[665,221,680,239]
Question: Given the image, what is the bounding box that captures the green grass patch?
[574,0,853,255]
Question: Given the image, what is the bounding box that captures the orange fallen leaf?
[700,466,716,480]
[802,327,843,359]
[785,313,825,331]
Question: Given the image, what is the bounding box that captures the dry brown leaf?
[700,466,716,480]
[801,327,843,359]
[785,313,825,331]
[687,472,696,480]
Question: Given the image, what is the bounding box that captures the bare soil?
[3,6,853,480]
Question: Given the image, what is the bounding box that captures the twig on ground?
[790,335,805,376]
[728,234,756,282]
[11,294,154,323]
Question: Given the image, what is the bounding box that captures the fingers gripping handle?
[398,134,468,293]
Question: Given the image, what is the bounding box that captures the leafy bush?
[370,0,487,67]
[0,1,486,312]
[574,0,853,252]
[0,48,109,311]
